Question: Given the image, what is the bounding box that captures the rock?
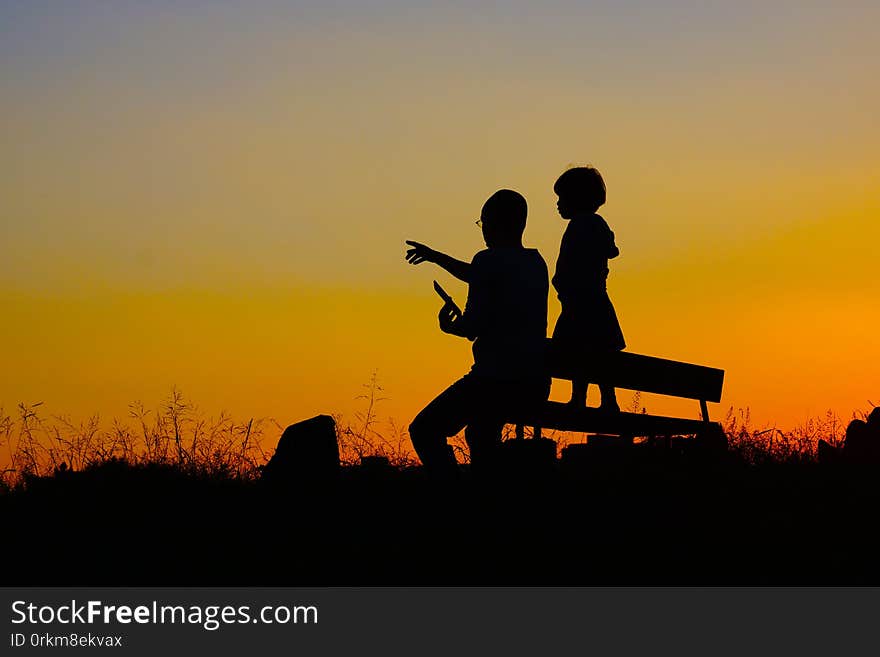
[843,418,880,464]
[817,439,841,465]
[263,414,339,483]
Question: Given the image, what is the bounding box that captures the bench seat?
[511,341,726,443]
[515,402,720,438]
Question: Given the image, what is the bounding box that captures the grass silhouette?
[1,385,868,488]
[1,377,464,486]
[1,390,270,486]
[2,385,878,585]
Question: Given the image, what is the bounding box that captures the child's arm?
[608,230,620,259]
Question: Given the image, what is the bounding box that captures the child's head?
[554,166,605,218]
[479,189,527,247]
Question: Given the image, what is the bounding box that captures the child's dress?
[551,213,625,357]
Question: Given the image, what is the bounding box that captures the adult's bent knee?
[408,417,436,455]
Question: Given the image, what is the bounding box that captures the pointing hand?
[405,240,437,265]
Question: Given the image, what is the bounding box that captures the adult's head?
[479,189,527,248]
[554,166,605,219]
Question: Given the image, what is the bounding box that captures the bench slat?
[546,343,724,403]
[516,402,719,437]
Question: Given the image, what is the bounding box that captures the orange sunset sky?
[2,2,878,439]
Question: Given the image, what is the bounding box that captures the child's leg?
[599,384,619,412]
[569,379,588,406]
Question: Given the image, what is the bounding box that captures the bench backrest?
[546,341,724,403]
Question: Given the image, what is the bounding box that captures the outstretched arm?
[405,240,471,283]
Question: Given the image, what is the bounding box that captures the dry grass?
[722,406,858,464]
[1,388,271,487]
[0,376,424,487]
[333,371,420,468]
[1,377,874,488]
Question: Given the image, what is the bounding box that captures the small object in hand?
[433,280,462,318]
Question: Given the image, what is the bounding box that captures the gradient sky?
[2,1,879,440]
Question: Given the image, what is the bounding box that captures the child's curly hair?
[554,166,606,212]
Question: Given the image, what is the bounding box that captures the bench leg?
[699,400,710,423]
[534,426,543,440]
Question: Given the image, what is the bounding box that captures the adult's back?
[465,246,548,382]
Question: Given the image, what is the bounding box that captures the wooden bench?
[512,340,725,445]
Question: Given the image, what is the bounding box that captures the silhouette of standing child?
[551,166,625,411]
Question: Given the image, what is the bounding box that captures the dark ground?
[2,449,879,585]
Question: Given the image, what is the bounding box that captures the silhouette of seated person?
[405,190,550,476]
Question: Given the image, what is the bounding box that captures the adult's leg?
[464,417,505,470]
[466,376,552,470]
[408,376,476,476]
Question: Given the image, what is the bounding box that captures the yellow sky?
[2,2,879,439]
